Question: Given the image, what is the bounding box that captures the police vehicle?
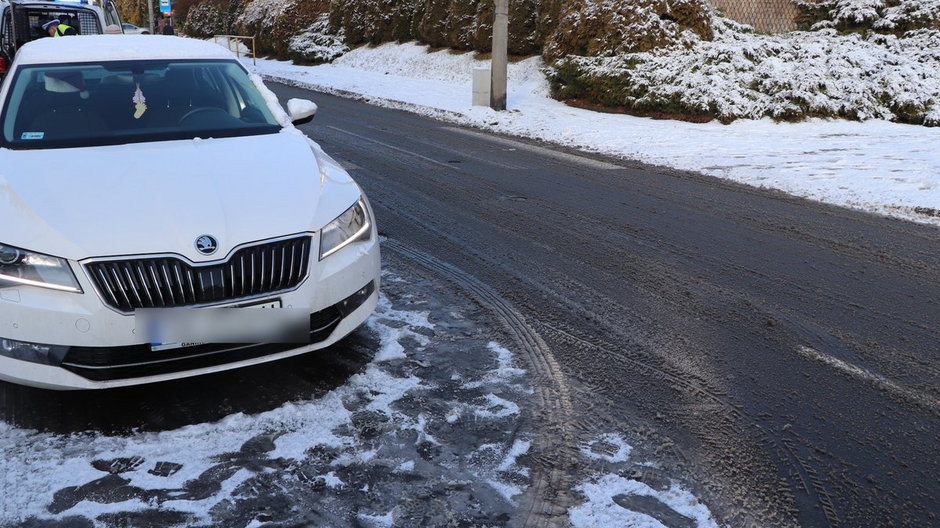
[1,0,123,79]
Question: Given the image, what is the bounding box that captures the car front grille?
[85,236,312,312]
[60,280,376,381]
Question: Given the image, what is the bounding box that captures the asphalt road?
[275,82,940,528]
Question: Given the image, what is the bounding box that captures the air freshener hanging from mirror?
[133,83,147,119]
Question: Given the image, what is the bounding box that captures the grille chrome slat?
[250,250,257,294]
[108,265,132,310]
[85,236,311,312]
[265,246,273,292]
[148,263,166,307]
[288,244,297,285]
[186,268,196,303]
[239,255,246,296]
[122,264,144,307]
[259,249,266,294]
[298,239,308,285]
[209,269,218,300]
[160,261,176,305]
[95,268,120,308]
[198,270,206,300]
[172,263,186,304]
[273,246,281,290]
[278,245,287,290]
[267,246,275,292]
[291,244,307,280]
[135,266,155,308]
[229,263,236,298]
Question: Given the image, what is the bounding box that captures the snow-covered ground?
[0,263,720,527]
[0,270,533,526]
[250,41,940,227]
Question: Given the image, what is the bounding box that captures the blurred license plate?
[149,299,283,351]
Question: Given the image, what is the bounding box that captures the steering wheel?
[178,106,228,124]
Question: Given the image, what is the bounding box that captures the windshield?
[1,59,281,149]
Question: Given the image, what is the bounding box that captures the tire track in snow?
[384,238,578,528]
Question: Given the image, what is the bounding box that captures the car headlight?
[0,243,82,293]
[319,198,371,260]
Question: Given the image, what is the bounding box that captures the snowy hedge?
[325,0,708,57]
[796,0,940,33]
[184,0,330,54]
[184,0,244,37]
[548,18,940,125]
[543,0,713,60]
[327,0,555,55]
[237,0,330,55]
[185,0,709,60]
[288,14,349,64]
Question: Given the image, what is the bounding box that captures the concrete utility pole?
[490,0,508,111]
[147,0,155,34]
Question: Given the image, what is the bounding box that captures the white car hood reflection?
[0,132,362,262]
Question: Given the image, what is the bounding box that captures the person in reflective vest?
[42,18,77,37]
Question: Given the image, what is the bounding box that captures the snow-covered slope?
[549,18,940,126]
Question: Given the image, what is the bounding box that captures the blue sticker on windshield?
[20,132,44,140]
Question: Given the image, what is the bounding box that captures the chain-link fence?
[711,0,799,34]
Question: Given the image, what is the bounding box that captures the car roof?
[14,35,237,65]
[2,0,99,5]
[1,0,103,10]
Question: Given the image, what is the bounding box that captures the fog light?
[337,281,376,317]
[0,338,69,365]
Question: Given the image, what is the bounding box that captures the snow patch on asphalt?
[570,434,719,528]
[497,439,532,473]
[487,342,528,380]
[366,295,432,362]
[474,393,521,419]
[571,474,719,528]
[475,439,531,506]
[463,342,528,390]
[358,510,395,528]
[581,433,633,463]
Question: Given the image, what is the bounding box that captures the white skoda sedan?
[0,36,380,389]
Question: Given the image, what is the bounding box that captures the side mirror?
[287,98,317,126]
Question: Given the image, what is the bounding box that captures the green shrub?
[548,20,940,126]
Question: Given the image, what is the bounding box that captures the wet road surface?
[273,82,940,528]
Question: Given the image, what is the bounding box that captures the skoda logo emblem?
[195,235,218,255]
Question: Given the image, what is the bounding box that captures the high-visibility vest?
[54,24,75,37]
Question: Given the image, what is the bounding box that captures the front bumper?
[0,232,380,390]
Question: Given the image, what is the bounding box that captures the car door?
[103,0,122,31]
[0,5,12,82]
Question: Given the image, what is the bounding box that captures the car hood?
[0,131,362,262]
